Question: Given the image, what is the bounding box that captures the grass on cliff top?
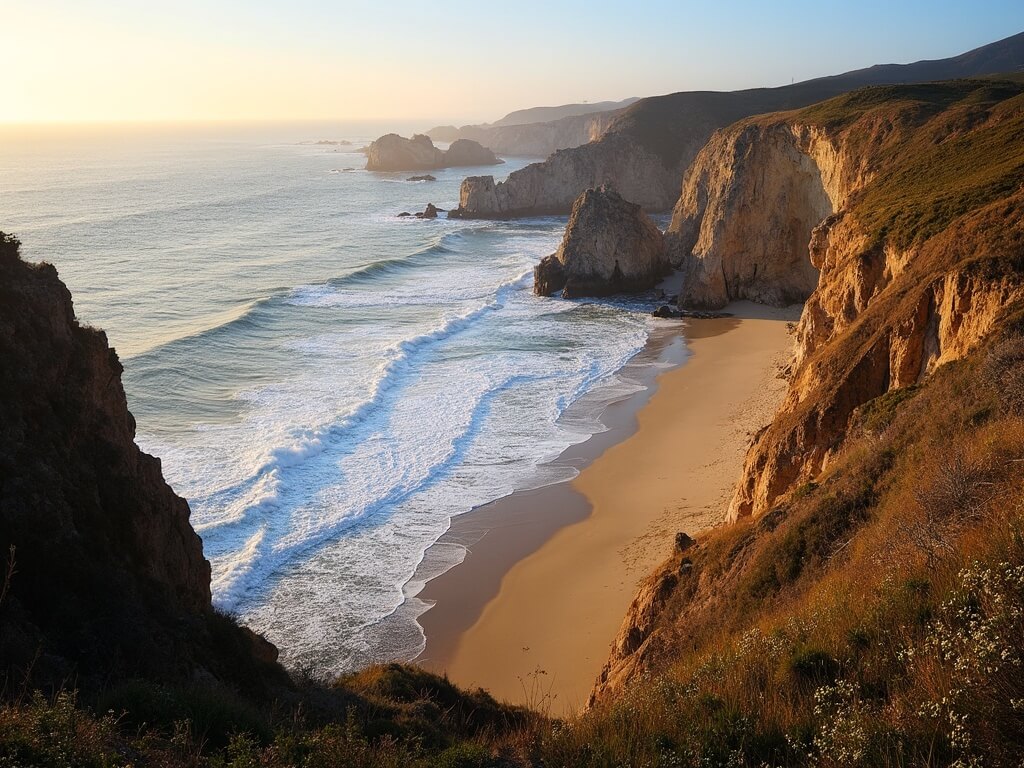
[799,77,1024,250]
[542,330,1024,767]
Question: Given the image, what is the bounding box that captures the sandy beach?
[417,301,800,713]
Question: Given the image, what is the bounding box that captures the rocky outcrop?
[727,208,1024,521]
[450,32,1024,219]
[366,134,443,171]
[668,124,844,308]
[450,133,679,217]
[365,134,501,172]
[443,139,503,167]
[533,187,668,298]
[661,79,1024,521]
[0,234,284,693]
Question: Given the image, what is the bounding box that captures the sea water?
[0,122,669,676]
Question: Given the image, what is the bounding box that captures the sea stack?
[534,186,669,298]
[365,134,501,172]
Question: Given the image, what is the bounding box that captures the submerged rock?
[414,203,439,219]
[534,186,669,298]
[407,174,437,182]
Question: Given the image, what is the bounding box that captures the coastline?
[415,301,801,712]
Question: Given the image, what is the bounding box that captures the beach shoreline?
[415,301,800,712]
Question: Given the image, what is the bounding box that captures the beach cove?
[416,301,801,711]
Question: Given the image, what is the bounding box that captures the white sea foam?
[11,130,659,677]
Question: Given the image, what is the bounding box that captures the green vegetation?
[799,78,1024,249]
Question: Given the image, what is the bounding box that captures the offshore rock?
[365,134,500,172]
[533,187,668,298]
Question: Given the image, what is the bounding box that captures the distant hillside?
[451,30,1024,217]
[489,98,640,127]
[426,103,630,157]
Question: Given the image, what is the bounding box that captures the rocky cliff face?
[593,77,1024,702]
[450,32,1024,220]
[534,186,668,297]
[0,234,283,693]
[710,80,1024,520]
[668,123,847,308]
[365,134,501,172]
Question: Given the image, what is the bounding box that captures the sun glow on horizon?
[4,0,1024,126]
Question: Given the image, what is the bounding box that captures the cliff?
[365,134,501,172]
[593,77,1024,709]
[426,101,630,156]
[534,186,668,297]
[0,234,283,694]
[450,31,1024,219]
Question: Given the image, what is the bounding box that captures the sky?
[3,0,1024,125]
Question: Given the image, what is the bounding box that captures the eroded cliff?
[0,234,283,694]
[594,76,1024,704]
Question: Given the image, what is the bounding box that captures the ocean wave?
[210,366,553,612]
[196,269,533,540]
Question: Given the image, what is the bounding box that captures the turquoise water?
[0,123,662,675]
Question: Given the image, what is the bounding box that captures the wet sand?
[416,301,800,713]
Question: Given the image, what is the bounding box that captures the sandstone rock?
[668,123,839,309]
[674,532,696,553]
[365,134,501,172]
[451,134,678,218]
[533,187,669,298]
[442,139,502,167]
[365,133,443,171]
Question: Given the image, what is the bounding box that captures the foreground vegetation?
[4,327,1024,767]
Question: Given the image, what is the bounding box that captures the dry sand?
[417,301,800,713]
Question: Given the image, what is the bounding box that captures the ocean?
[0,123,670,676]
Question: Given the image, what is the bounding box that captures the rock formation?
[449,31,1024,219]
[0,233,284,694]
[365,134,500,172]
[668,123,837,308]
[664,79,1024,521]
[592,76,1024,705]
[443,139,502,167]
[533,187,668,298]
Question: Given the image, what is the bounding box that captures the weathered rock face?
[727,207,1024,521]
[365,134,501,172]
[442,139,502,167]
[533,187,668,298]
[366,133,443,171]
[0,235,283,692]
[670,81,1024,521]
[668,123,848,308]
[451,134,679,217]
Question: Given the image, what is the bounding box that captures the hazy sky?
[4,0,1024,124]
